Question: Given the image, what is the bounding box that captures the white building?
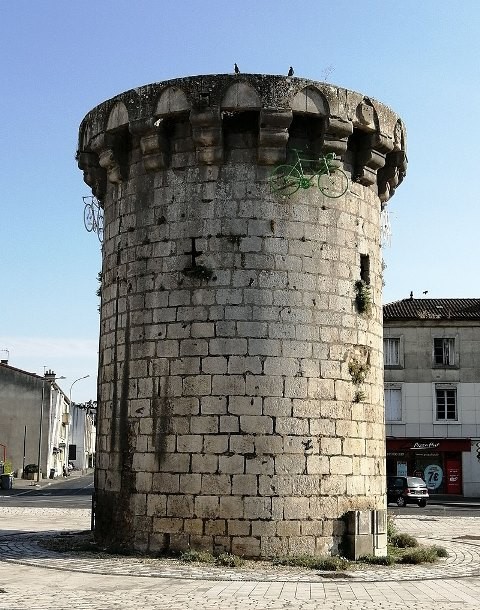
[69,401,96,471]
[384,298,480,496]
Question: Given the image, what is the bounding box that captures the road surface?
[0,472,93,508]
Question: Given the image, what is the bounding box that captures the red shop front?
[386,438,471,495]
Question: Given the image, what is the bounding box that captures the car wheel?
[418,500,427,508]
[396,496,407,507]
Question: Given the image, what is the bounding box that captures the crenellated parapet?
[77,74,406,205]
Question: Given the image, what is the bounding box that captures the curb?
[428,500,480,508]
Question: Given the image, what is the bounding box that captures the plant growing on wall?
[353,390,366,403]
[96,270,103,313]
[349,358,370,403]
[354,280,372,315]
[348,359,370,386]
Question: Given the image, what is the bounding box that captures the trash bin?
[0,474,13,490]
[49,468,56,479]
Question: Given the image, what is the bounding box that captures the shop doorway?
[445,455,462,494]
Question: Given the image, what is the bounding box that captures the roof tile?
[383,298,480,321]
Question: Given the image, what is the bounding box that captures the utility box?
[343,509,387,559]
[0,474,13,490]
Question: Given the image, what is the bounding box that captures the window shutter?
[385,388,402,421]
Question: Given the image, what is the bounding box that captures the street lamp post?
[37,373,65,482]
[68,375,90,470]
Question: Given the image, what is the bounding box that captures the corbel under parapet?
[257,109,293,166]
[378,150,407,204]
[323,117,353,158]
[90,132,127,184]
[77,151,107,201]
[130,117,169,172]
[190,107,223,166]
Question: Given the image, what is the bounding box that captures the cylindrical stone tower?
[78,74,406,557]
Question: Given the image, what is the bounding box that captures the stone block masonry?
[78,73,406,557]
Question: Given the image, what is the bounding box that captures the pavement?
[0,470,88,491]
[1,480,480,609]
[428,495,480,508]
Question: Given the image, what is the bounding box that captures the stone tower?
[78,74,406,557]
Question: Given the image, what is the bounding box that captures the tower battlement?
[78,74,406,204]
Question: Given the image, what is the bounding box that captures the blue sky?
[1,0,479,401]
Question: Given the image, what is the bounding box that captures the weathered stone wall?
[78,74,407,556]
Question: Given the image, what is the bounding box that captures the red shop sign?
[387,438,471,452]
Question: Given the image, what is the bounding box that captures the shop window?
[385,386,402,422]
[433,337,455,366]
[435,386,457,421]
[384,337,401,367]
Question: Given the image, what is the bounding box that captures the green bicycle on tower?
[269,149,349,198]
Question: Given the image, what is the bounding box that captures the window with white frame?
[433,337,455,366]
[435,386,457,421]
[385,386,402,421]
[384,338,401,366]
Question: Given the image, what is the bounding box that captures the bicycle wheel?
[84,204,95,232]
[269,165,301,196]
[318,169,349,198]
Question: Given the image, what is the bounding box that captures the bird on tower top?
[288,66,294,76]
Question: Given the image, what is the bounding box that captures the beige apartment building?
[384,298,480,496]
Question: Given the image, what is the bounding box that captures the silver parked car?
[387,476,429,507]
